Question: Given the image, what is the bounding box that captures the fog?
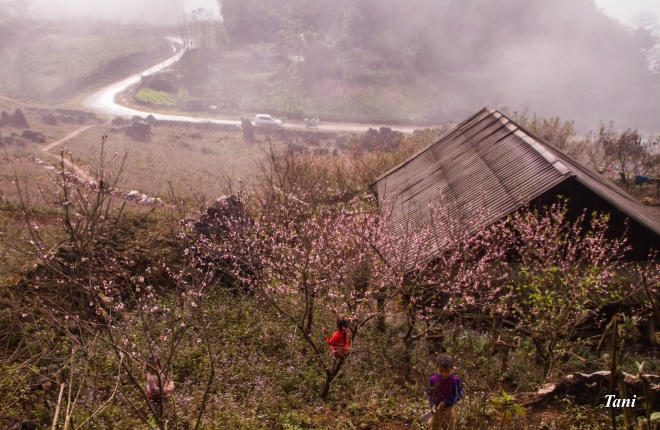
[595,0,660,27]
[28,0,221,25]
[2,0,660,131]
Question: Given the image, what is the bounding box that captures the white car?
[253,114,283,127]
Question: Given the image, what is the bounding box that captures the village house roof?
[373,107,660,261]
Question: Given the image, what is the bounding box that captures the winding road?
[37,37,421,202]
[82,38,420,133]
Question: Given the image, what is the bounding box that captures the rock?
[125,118,152,141]
[111,117,127,126]
[194,195,248,238]
[3,135,25,146]
[0,109,29,128]
[11,109,29,128]
[522,371,660,410]
[20,420,38,430]
[42,113,58,125]
[98,292,113,309]
[0,110,9,126]
[241,117,255,142]
[22,130,46,143]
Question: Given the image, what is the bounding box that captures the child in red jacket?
[323,317,351,375]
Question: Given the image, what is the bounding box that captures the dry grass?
[0,31,168,102]
[0,157,52,202]
[1,103,347,207]
[0,106,107,201]
[44,122,292,199]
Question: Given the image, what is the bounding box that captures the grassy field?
[65,124,264,198]
[2,111,348,201]
[49,123,348,198]
[0,25,171,104]
[134,88,177,107]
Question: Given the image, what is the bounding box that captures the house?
[373,106,660,341]
[373,107,660,261]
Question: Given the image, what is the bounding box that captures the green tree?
[501,202,629,378]
[267,63,305,114]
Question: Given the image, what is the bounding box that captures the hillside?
[1,3,660,428]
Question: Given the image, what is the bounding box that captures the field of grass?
[35,121,345,200]
[0,26,171,103]
[57,124,268,198]
[1,106,103,193]
[134,88,177,107]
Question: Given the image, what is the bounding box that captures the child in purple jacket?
[428,354,463,430]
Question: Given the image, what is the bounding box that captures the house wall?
[531,177,660,261]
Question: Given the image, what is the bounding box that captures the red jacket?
[326,329,350,359]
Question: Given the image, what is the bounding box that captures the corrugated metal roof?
[374,106,660,261]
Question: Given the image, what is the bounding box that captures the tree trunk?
[376,291,386,333]
[320,369,333,401]
[401,295,416,373]
[305,293,315,336]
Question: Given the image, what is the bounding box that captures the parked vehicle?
[305,117,320,128]
[253,114,283,127]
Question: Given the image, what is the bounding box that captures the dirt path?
[41,124,96,152]
[39,124,97,183]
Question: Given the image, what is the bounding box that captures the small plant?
[490,391,525,429]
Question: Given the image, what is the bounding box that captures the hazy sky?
[594,0,660,27]
[23,1,660,28]
[29,0,221,24]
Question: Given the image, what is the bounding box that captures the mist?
[28,0,221,25]
[1,0,659,132]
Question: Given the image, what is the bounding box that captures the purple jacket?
[428,373,463,408]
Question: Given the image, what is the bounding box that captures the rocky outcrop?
[31,108,103,126]
[0,109,29,128]
[522,371,660,411]
[124,116,152,141]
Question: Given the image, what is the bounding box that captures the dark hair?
[337,317,349,330]
[436,353,454,369]
[146,356,162,373]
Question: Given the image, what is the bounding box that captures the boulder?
[42,113,58,125]
[111,117,127,126]
[21,130,46,143]
[125,119,151,141]
[522,371,660,411]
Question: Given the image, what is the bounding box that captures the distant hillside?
[220,0,660,130]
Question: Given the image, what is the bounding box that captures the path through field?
[39,125,97,183]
